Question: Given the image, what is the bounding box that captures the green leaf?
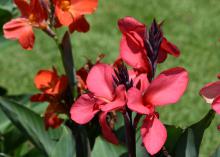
[50,127,76,157]
[0,96,75,157]
[92,136,126,157]
[174,110,215,157]
[165,125,183,153]
[135,129,150,157]
[212,146,220,157]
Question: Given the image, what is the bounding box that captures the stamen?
[60,0,71,11]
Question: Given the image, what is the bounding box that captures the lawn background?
[1,0,220,156]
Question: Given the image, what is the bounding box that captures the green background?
[1,0,220,156]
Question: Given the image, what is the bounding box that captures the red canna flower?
[200,76,220,114]
[31,68,68,129]
[53,0,98,26]
[118,16,180,73]
[127,67,188,155]
[71,63,128,144]
[3,0,48,50]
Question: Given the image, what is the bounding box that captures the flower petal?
[30,0,48,22]
[70,0,98,15]
[70,94,99,124]
[3,18,35,50]
[55,5,73,26]
[141,116,167,155]
[133,73,149,93]
[101,85,126,112]
[212,96,220,114]
[200,81,220,104]
[120,34,150,73]
[34,69,59,92]
[144,67,188,106]
[160,38,180,57]
[99,112,119,144]
[127,87,154,114]
[69,15,90,33]
[86,63,115,101]
[118,16,146,38]
[14,0,31,17]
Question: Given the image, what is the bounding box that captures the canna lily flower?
[31,68,68,129]
[3,0,48,50]
[200,76,220,114]
[71,63,130,144]
[118,16,180,73]
[54,0,98,26]
[127,67,188,155]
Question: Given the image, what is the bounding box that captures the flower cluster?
[31,68,68,129]
[3,0,98,50]
[70,17,189,155]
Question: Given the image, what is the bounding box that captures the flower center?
[28,14,36,23]
[60,0,71,11]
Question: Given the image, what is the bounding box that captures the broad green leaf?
[92,136,126,157]
[212,146,220,157]
[165,125,183,153]
[174,110,215,157]
[135,129,150,157]
[0,96,75,157]
[50,127,76,157]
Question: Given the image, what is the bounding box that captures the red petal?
[70,0,98,15]
[212,96,220,114]
[120,34,150,73]
[160,38,180,57]
[141,116,167,155]
[101,85,126,112]
[144,67,188,106]
[69,16,90,33]
[3,18,35,50]
[127,87,154,114]
[99,112,119,144]
[14,0,31,17]
[70,94,99,124]
[200,81,220,104]
[86,64,115,101]
[30,0,48,22]
[118,16,146,38]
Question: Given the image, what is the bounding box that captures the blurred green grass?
[1,0,220,156]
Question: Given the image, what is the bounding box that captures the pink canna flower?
[200,76,220,114]
[127,67,189,155]
[118,16,180,74]
[70,63,129,144]
[3,0,48,50]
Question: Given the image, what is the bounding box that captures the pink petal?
[70,94,99,124]
[99,112,119,144]
[86,63,115,101]
[101,85,126,112]
[127,87,154,114]
[141,116,167,155]
[118,16,146,38]
[120,34,150,73]
[212,96,220,114]
[144,67,189,106]
[133,73,149,93]
[200,81,220,104]
[3,18,35,50]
